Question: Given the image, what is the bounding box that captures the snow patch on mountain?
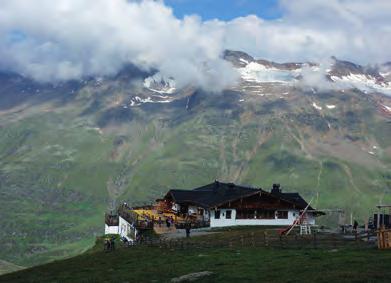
[312,102,322,110]
[239,58,250,65]
[144,74,176,94]
[129,95,173,107]
[330,73,391,95]
[239,62,299,84]
[232,52,391,96]
[382,104,391,113]
[326,104,336,109]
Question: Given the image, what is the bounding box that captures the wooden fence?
[133,231,377,250]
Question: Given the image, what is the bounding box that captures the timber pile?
[377,228,391,249]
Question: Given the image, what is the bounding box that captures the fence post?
[264,231,268,247]
[279,234,284,248]
[378,230,383,249]
[313,232,317,249]
[240,235,244,247]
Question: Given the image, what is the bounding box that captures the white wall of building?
[172,203,180,212]
[105,224,119,235]
[306,213,316,225]
[204,210,210,221]
[210,208,315,228]
[119,216,137,242]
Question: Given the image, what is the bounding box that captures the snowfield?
[239,62,299,84]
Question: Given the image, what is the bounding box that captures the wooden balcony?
[118,206,154,230]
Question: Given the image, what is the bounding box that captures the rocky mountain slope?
[0,50,390,270]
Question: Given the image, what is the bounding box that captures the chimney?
[213,180,219,193]
[271,183,281,194]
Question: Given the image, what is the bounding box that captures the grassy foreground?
[1,230,390,283]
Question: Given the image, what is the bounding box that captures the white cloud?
[0,0,238,91]
[298,60,336,91]
[223,0,391,64]
[0,0,389,91]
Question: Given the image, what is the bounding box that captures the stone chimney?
[271,183,281,194]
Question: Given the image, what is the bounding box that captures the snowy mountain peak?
[224,50,391,95]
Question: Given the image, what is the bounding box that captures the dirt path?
[285,123,312,159]
[313,160,323,208]
[341,164,361,193]
[219,137,229,179]
[233,129,272,183]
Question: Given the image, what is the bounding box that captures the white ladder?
[300,213,311,235]
[300,225,311,235]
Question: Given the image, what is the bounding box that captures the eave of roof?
[213,189,314,210]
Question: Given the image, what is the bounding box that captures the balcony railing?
[118,207,154,230]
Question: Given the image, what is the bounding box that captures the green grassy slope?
[1,230,390,283]
[0,260,23,276]
[0,81,390,269]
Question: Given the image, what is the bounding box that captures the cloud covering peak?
[0,0,238,91]
[0,0,390,91]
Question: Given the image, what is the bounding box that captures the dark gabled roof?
[192,181,259,192]
[166,181,260,208]
[165,181,317,211]
[271,191,315,210]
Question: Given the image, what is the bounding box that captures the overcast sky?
[0,0,390,90]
